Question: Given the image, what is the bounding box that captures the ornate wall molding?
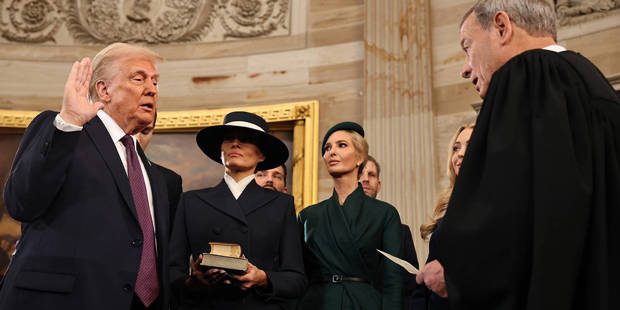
[65,0,215,44]
[0,0,64,43]
[218,0,288,39]
[0,109,39,127]
[556,0,620,26]
[155,100,310,130]
[0,0,291,44]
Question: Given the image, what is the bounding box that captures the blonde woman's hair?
[88,43,163,103]
[420,122,475,240]
[347,130,369,163]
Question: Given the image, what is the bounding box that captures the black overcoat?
[169,179,306,309]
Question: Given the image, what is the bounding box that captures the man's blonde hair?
[88,43,163,103]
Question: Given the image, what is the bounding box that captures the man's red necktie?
[121,135,159,307]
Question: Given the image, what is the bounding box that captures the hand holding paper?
[416,259,448,298]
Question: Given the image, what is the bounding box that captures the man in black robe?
[416,1,620,309]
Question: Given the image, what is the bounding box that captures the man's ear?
[493,11,513,45]
[377,180,382,195]
[95,80,110,102]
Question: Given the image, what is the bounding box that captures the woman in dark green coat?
[297,122,403,310]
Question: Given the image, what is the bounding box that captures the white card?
[377,249,419,274]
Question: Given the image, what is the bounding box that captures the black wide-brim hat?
[196,111,289,170]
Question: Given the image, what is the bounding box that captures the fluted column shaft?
[364,0,435,263]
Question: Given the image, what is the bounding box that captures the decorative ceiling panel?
[0,0,290,44]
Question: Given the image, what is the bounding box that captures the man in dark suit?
[169,111,306,309]
[137,113,183,230]
[1,43,170,310]
[358,156,420,310]
[255,164,288,193]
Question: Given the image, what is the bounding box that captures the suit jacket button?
[122,284,132,292]
[41,141,50,155]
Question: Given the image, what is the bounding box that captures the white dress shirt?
[54,110,156,232]
[542,44,567,53]
[224,173,255,200]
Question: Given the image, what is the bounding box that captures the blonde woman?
[417,123,474,310]
[297,122,403,310]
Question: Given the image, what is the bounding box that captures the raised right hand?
[59,58,105,126]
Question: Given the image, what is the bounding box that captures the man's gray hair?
[88,43,163,103]
[461,0,557,42]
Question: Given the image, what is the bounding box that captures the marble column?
[364,0,435,263]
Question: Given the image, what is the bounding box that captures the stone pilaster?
[364,0,435,263]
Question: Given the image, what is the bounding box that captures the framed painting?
[147,100,320,212]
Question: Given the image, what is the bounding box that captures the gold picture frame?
[0,100,320,212]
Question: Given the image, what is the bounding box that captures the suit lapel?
[84,116,138,221]
[237,180,279,215]
[196,180,247,225]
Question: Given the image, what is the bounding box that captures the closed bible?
[201,242,248,274]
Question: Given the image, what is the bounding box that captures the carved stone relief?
[556,0,620,25]
[0,0,290,44]
[67,0,214,43]
[217,0,288,38]
[0,0,64,43]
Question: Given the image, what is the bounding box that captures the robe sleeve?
[434,50,620,309]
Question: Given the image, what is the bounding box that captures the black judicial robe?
[297,185,403,310]
[434,49,620,310]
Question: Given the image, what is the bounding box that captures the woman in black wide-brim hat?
[169,111,307,309]
[296,122,403,310]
